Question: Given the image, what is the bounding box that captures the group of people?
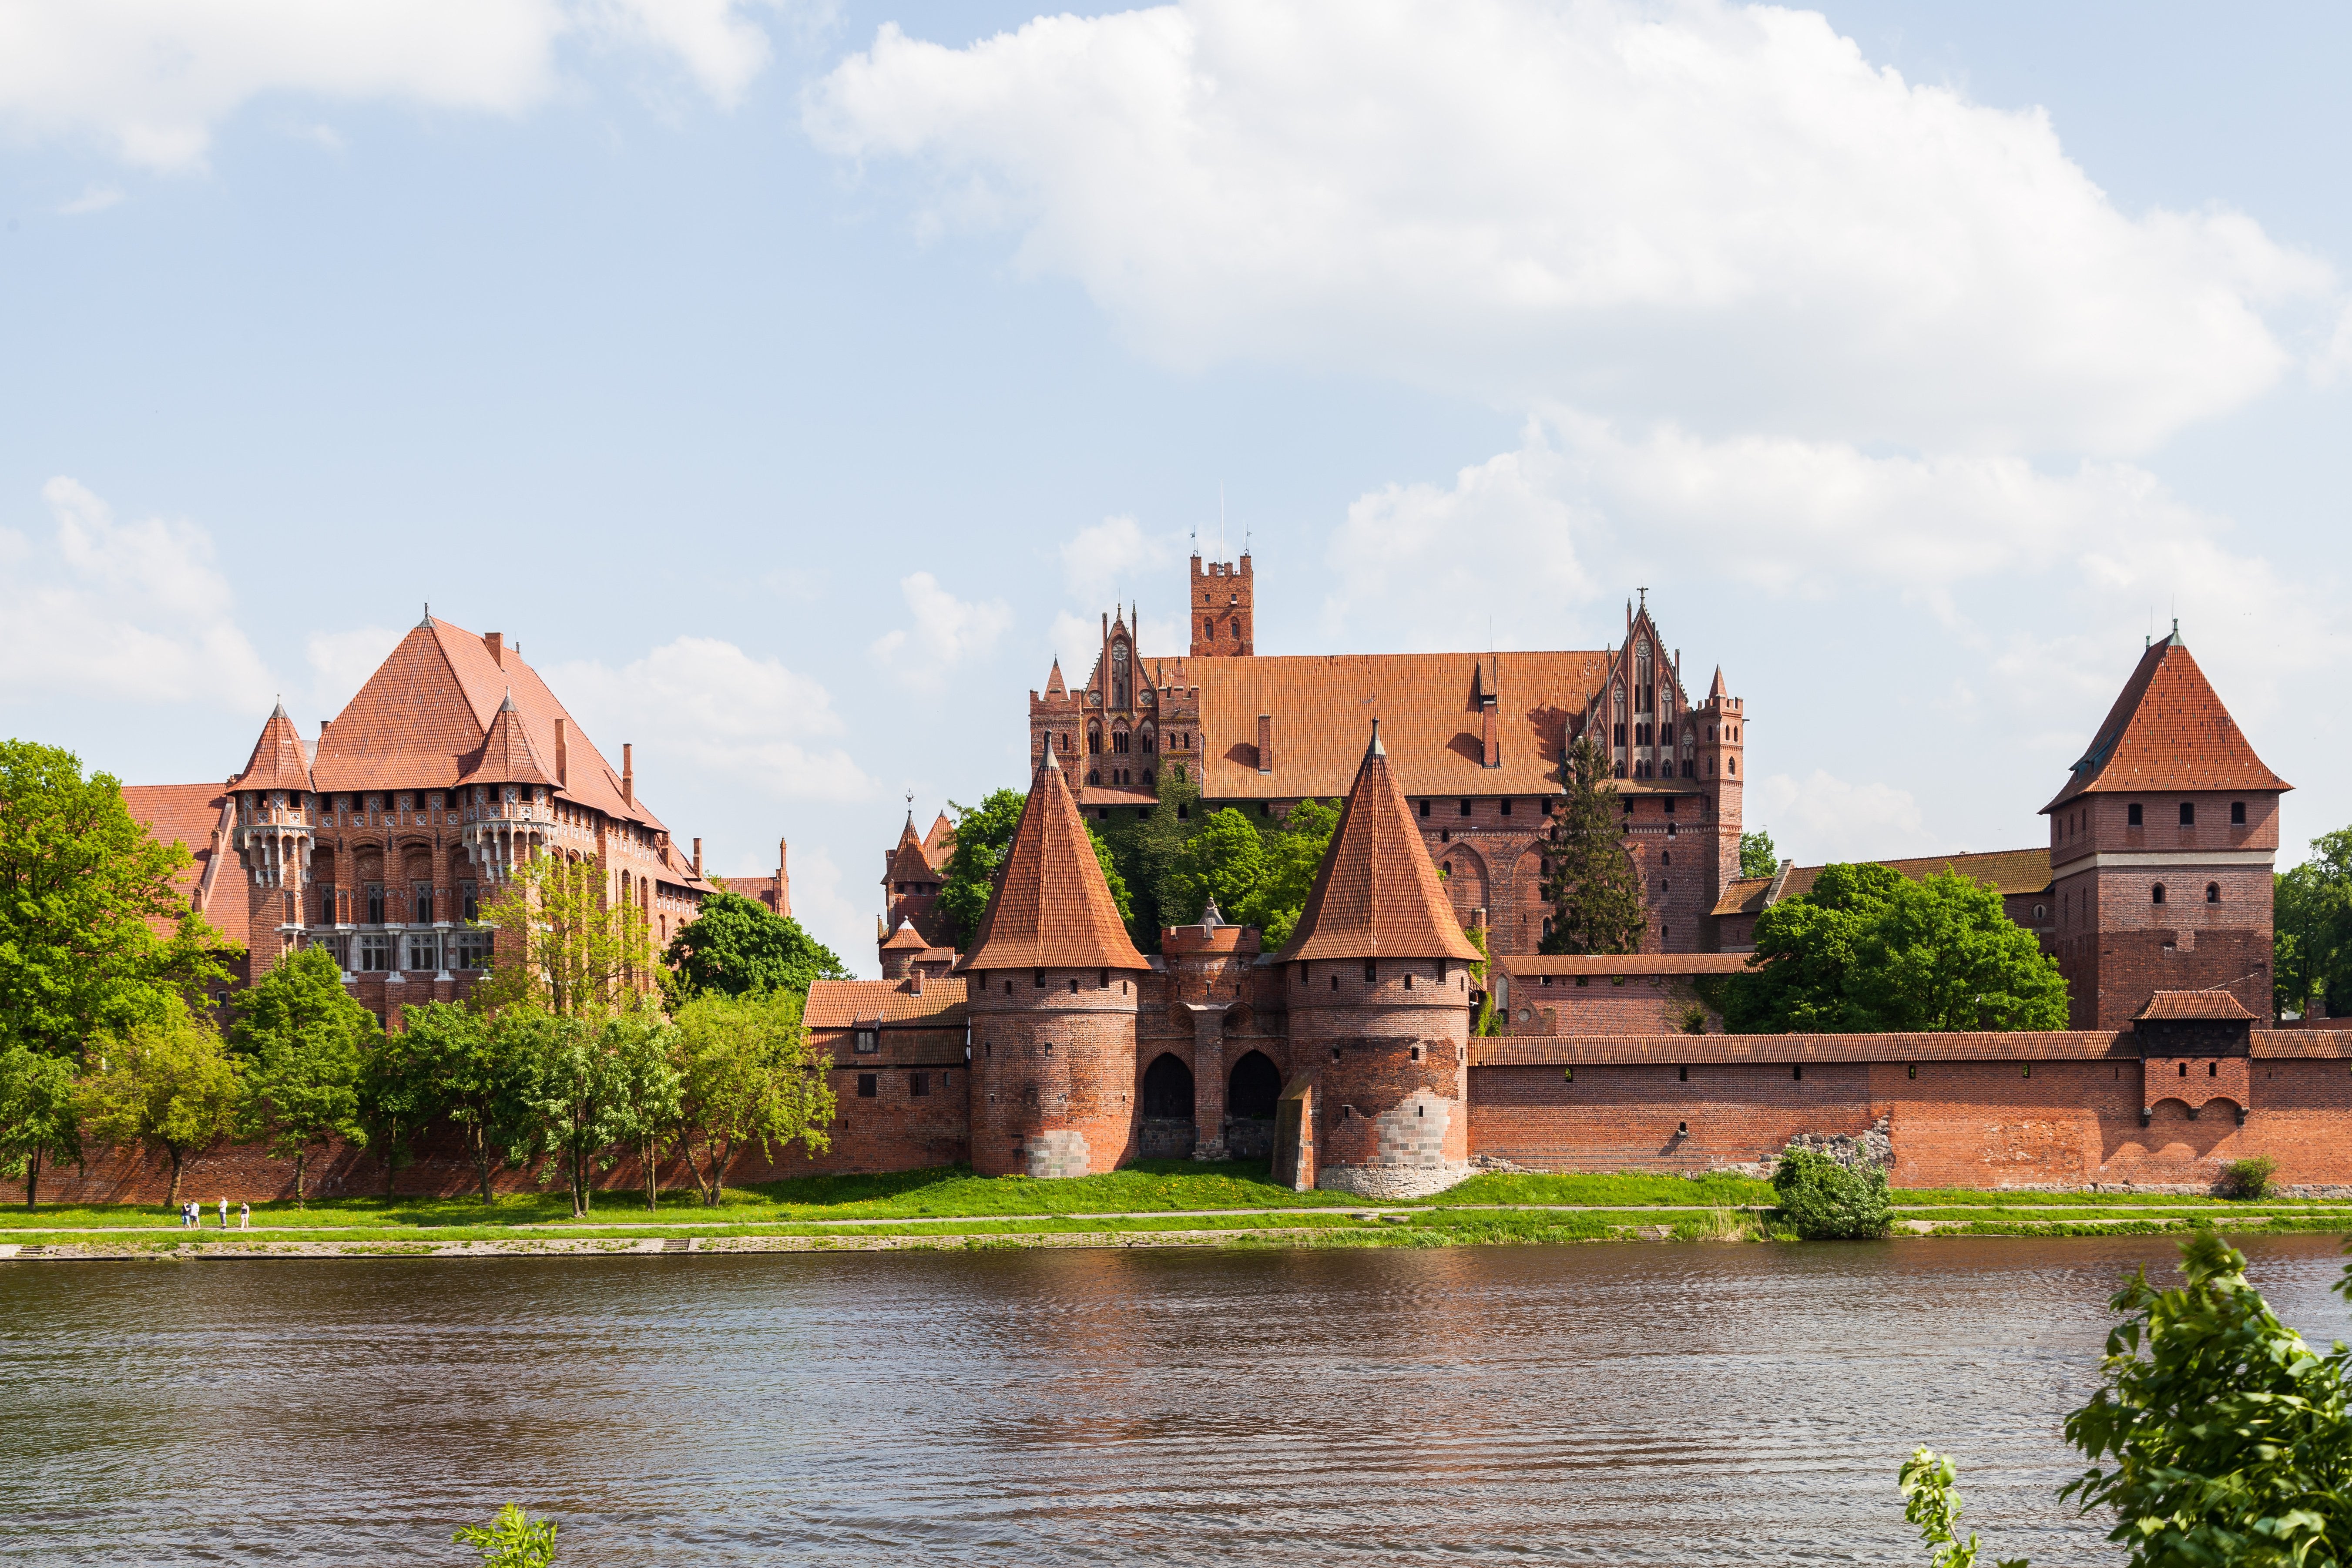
[176,1198,250,1230]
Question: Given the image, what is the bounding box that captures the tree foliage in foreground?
[1724,863,2068,1034]
[2275,828,2352,1019]
[670,987,834,1205]
[453,1504,558,1567]
[77,1001,242,1209]
[664,891,849,1000]
[0,1041,80,1209]
[0,739,235,1061]
[1770,1148,1892,1240]
[476,854,658,1019]
[231,947,373,1205]
[1740,826,1781,881]
[1540,734,1644,956]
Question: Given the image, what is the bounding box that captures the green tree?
[1898,1450,2027,1568]
[1771,1148,1893,1239]
[358,1011,453,1199]
[664,891,849,1000]
[1463,922,1499,1037]
[1234,798,1340,949]
[937,789,1026,948]
[1725,865,2067,1033]
[510,1008,636,1218]
[607,1005,681,1211]
[1165,808,1267,926]
[1540,735,1645,956]
[453,1504,558,1567]
[1088,819,1134,927]
[2063,1232,2352,1566]
[478,854,659,1019]
[671,987,836,1206]
[0,1041,80,1209]
[2275,829,2352,1017]
[402,1002,527,1206]
[232,947,373,1206]
[0,740,235,1062]
[78,1001,242,1210]
[1740,827,1780,880]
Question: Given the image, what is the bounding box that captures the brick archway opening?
[1143,1053,1194,1121]
[1228,1050,1280,1121]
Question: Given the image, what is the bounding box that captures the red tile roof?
[922,812,955,871]
[312,616,664,831]
[957,749,1150,973]
[1141,649,1610,801]
[462,692,558,789]
[1709,847,2053,917]
[120,783,247,948]
[886,816,937,884]
[1277,723,1483,964]
[880,919,929,952]
[2136,990,2258,1022]
[2044,635,2289,812]
[804,977,969,1029]
[229,705,314,793]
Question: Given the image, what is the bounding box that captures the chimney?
[692,837,702,876]
[1482,704,1500,768]
[909,968,924,996]
[554,718,569,788]
[621,743,634,805]
[1257,713,1272,774]
[484,631,505,668]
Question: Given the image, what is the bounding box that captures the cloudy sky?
[3,0,2346,975]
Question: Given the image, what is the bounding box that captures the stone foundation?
[1315,1160,1476,1199]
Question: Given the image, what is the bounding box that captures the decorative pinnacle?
[1367,718,1385,759]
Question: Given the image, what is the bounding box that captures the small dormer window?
[854,1029,878,1054]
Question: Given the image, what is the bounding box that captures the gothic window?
[1141,769,1153,788]
[1113,728,1131,754]
[2206,883,2220,903]
[1088,723,1102,755]
[1112,641,1131,707]
[1140,723,1156,754]
[366,883,385,924]
[1230,617,1241,641]
[1204,618,1214,639]
[1088,769,1101,786]
[1727,758,1735,775]
[2152,883,2166,905]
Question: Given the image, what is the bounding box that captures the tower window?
[2179,802,2195,826]
[2128,803,2143,826]
[2152,883,2166,905]
[1460,799,1472,816]
[2206,883,2220,903]
[1419,799,1430,817]
[1364,961,1377,982]
[856,1074,877,1098]
[2231,801,2246,825]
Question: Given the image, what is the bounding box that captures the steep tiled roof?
[1709,847,2053,917]
[461,693,558,789]
[2044,635,2289,812]
[804,977,969,1029]
[957,749,1149,973]
[1277,724,1483,964]
[229,705,314,793]
[881,919,929,952]
[120,784,247,948]
[312,618,663,830]
[1140,650,1610,802]
[923,813,954,870]
[886,817,936,883]
[2137,990,2258,1022]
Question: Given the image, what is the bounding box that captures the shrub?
[453,1504,558,1567]
[2219,1155,2277,1200]
[1772,1148,1894,1240]
[1674,1002,1709,1035]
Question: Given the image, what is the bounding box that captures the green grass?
[1427,1171,1774,1208]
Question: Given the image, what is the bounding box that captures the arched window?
[1203,618,1214,640]
[1727,757,1735,775]
[1087,723,1102,755]
[2206,882,2220,903]
[2152,883,2166,905]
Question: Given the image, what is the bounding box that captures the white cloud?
[1060,513,1188,605]
[0,477,275,711]
[0,0,782,171]
[1750,770,1936,866]
[57,185,121,214]
[808,0,2335,455]
[870,571,1012,689]
[547,635,872,802]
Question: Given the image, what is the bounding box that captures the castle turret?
[229,702,319,964]
[1274,721,1482,1196]
[2043,628,2288,1027]
[879,917,929,981]
[1189,551,1253,656]
[956,745,1152,1177]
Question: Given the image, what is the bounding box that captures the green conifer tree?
[1540,735,1645,956]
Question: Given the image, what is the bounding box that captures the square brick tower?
[1190,551,1252,656]
[2043,628,2289,1027]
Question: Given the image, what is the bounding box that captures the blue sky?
[3,0,2346,975]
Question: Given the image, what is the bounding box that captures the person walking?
[238,1202,250,1230]
[218,1197,228,1230]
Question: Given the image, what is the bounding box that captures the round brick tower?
[1275,722,1483,1198]
[957,745,1152,1178]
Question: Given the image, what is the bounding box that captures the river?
[3,1233,2345,1565]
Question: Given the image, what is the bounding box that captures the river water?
[3,1233,2347,1565]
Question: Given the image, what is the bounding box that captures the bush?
[2219,1155,2277,1200]
[1772,1148,1894,1239]
[454,1504,557,1567]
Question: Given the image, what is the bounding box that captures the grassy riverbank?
[6,1163,2350,1258]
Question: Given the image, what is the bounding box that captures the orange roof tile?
[1708,848,2053,917]
[461,692,558,789]
[957,748,1149,973]
[312,617,664,830]
[121,783,247,949]
[1140,650,1610,801]
[229,705,314,793]
[2137,990,2258,1022]
[922,812,955,871]
[881,919,929,951]
[886,816,936,884]
[804,977,970,1029]
[1277,723,1483,964]
[2044,635,2289,812]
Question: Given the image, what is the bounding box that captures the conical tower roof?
[957,747,1147,972]
[230,702,315,793]
[2043,633,2289,812]
[881,918,929,953]
[887,813,935,882]
[1277,722,1481,964]
[461,691,558,789]
[1708,665,1730,700]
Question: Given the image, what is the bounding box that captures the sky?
[2,0,2346,978]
